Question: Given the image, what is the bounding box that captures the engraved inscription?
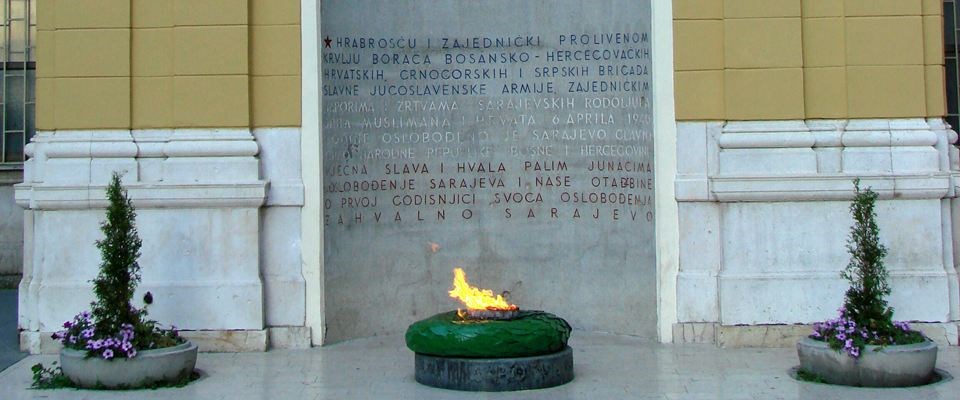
[321,26,653,226]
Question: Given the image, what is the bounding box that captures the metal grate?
[0,0,34,166]
[947,1,960,132]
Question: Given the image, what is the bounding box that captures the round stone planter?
[60,341,198,389]
[797,337,937,387]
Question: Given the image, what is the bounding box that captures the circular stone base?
[797,337,938,387]
[414,346,573,392]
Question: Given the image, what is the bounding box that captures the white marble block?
[255,127,307,328]
[676,119,960,342]
[677,202,721,322]
[15,129,271,349]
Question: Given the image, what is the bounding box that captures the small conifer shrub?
[809,179,925,357]
[52,172,181,360]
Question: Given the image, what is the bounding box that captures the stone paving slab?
[0,332,957,399]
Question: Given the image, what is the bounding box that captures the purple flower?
[836,333,847,341]
[121,342,133,352]
[102,349,114,359]
[894,321,911,332]
[81,328,95,338]
[69,335,77,344]
[63,321,73,329]
[850,347,860,358]
[126,348,137,358]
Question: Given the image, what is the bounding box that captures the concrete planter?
[797,337,937,387]
[60,341,198,389]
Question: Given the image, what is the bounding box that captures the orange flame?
[448,268,518,311]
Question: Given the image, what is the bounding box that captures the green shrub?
[810,179,925,357]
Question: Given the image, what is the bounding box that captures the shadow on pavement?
[0,289,24,372]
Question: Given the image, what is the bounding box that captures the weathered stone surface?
[268,326,312,350]
[19,331,61,354]
[914,323,960,347]
[672,322,717,344]
[176,330,267,352]
[415,346,573,391]
[718,324,812,348]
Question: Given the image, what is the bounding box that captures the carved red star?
[324,36,332,48]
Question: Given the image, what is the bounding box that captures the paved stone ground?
[0,289,24,372]
[0,332,957,399]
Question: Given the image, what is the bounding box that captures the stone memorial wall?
[321,0,655,341]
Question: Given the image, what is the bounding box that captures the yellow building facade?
[36,0,301,130]
[674,0,946,121]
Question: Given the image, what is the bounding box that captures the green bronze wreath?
[405,310,571,358]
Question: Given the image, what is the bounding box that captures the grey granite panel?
[321,0,655,341]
